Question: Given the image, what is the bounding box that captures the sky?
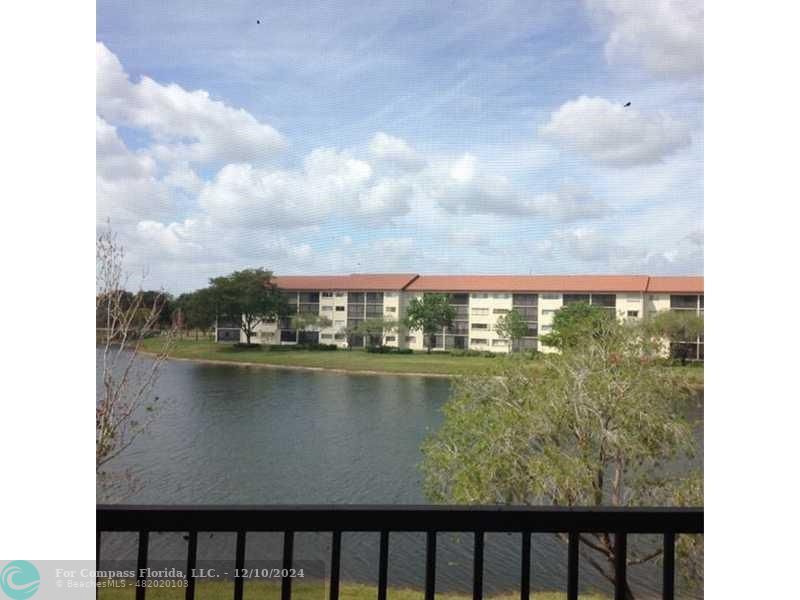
[96,0,703,294]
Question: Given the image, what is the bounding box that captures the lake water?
[98,351,702,598]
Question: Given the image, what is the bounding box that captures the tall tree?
[176,288,217,340]
[403,294,456,353]
[354,317,400,348]
[421,318,702,599]
[646,310,704,365]
[208,268,288,345]
[539,302,613,350]
[494,309,530,352]
[96,230,176,500]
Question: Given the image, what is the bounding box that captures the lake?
[97,350,702,598]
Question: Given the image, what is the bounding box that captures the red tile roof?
[273,274,419,291]
[406,275,651,292]
[271,274,704,293]
[646,276,704,293]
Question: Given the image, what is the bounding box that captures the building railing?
[97,504,702,600]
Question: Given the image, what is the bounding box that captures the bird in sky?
[256,19,261,24]
[623,102,631,107]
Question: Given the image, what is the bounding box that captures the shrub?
[365,345,414,354]
[232,342,261,350]
[266,343,338,351]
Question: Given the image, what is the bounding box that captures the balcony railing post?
[185,530,197,600]
[614,532,627,600]
[329,531,341,600]
[424,531,436,600]
[567,531,579,600]
[473,531,484,600]
[281,530,294,600]
[135,530,149,600]
[234,530,246,600]
[663,532,676,600]
[520,531,531,600]
[378,530,389,600]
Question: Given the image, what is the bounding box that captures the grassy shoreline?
[98,579,610,600]
[140,339,703,384]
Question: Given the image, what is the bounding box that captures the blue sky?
[96,0,703,294]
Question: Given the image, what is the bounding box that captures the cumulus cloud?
[585,0,703,78]
[96,42,285,165]
[368,132,426,171]
[198,148,410,228]
[537,225,703,274]
[428,154,609,220]
[540,96,691,166]
[96,116,172,224]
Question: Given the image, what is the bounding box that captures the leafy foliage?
[539,302,613,350]
[208,268,288,344]
[421,317,702,597]
[494,309,529,351]
[403,294,456,353]
[645,310,704,365]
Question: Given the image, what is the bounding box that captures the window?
[384,336,396,342]
[471,293,489,299]
[335,292,346,297]
[471,323,489,329]
[321,291,334,298]
[627,310,639,318]
[335,306,345,311]
[334,333,346,340]
[321,334,333,340]
[542,293,561,300]
[405,336,416,343]
[322,305,333,311]
[493,308,509,315]
[385,292,397,298]
[563,293,590,305]
[471,307,489,315]
[590,294,616,307]
[492,293,511,299]
[670,295,698,309]
[492,339,508,346]
[385,306,397,313]
[334,320,345,326]
[470,339,488,345]
[260,331,274,339]
[513,293,538,306]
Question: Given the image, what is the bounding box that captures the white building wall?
[237,288,700,356]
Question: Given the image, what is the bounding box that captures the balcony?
[96,504,702,600]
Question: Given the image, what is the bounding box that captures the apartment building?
[218,274,704,358]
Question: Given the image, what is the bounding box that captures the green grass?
[98,579,609,600]
[141,339,703,385]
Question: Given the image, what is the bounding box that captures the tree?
[208,268,288,345]
[646,310,704,365]
[494,309,529,352]
[291,313,333,343]
[176,288,217,340]
[354,317,399,348]
[539,302,613,350]
[96,230,176,500]
[421,318,702,599]
[403,294,456,353]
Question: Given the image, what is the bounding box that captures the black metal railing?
[97,504,702,600]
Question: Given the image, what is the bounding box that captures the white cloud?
[585,0,703,78]
[198,148,409,228]
[368,132,426,171]
[96,116,171,224]
[540,96,691,166]
[428,155,610,220]
[96,42,285,165]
